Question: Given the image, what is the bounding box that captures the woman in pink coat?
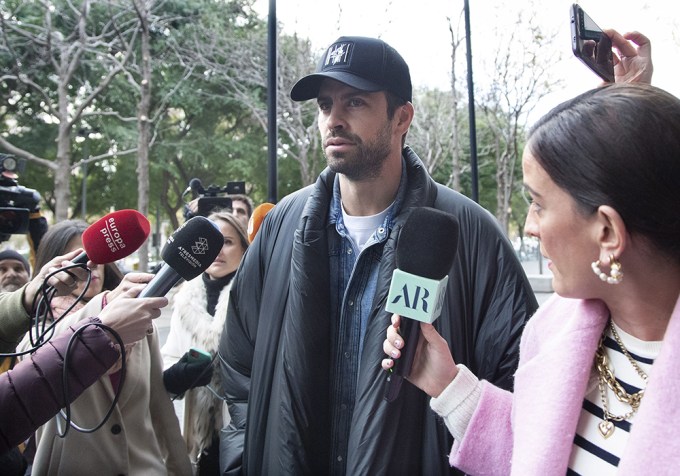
[382,44,680,476]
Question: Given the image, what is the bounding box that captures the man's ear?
[396,102,414,133]
[595,205,627,260]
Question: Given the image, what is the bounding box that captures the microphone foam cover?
[189,178,204,194]
[161,216,224,281]
[396,208,460,279]
[247,203,275,242]
[82,209,151,264]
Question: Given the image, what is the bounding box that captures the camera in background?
[183,178,247,218]
[0,154,41,242]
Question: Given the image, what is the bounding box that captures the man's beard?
[0,279,25,292]
[324,121,393,181]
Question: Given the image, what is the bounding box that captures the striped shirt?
[567,322,661,475]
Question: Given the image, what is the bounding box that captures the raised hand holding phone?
[570,4,615,83]
[606,29,653,84]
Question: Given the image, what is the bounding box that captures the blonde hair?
[207,210,249,251]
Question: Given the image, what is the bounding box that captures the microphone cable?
[0,263,129,437]
[56,322,126,437]
[29,264,92,349]
[0,263,92,359]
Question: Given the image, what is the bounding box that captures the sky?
[254,0,679,124]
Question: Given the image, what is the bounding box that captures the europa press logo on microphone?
[100,217,126,254]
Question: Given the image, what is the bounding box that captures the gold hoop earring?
[591,254,623,284]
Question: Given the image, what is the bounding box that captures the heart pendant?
[598,420,614,439]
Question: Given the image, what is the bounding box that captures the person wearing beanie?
[217,36,537,475]
[0,249,30,293]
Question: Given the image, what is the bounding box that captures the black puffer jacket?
[219,147,538,475]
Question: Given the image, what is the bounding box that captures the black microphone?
[181,178,205,198]
[182,178,205,196]
[138,216,223,298]
[384,207,460,402]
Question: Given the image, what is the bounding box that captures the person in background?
[0,249,30,292]
[0,248,33,473]
[31,220,123,319]
[228,194,253,229]
[162,211,249,476]
[0,248,91,475]
[218,36,537,475]
[183,194,254,230]
[0,250,166,468]
[20,220,191,475]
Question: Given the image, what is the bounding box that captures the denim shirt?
[327,162,407,475]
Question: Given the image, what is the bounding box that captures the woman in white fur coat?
[162,211,249,475]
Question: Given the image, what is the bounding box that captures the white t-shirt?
[341,204,389,251]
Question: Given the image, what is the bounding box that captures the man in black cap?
[218,36,537,475]
[0,250,30,293]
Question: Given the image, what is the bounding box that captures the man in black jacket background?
[218,36,538,475]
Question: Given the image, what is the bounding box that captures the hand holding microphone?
[97,285,168,346]
[99,215,223,339]
[22,210,153,351]
[32,209,150,301]
[383,207,459,402]
[23,249,92,313]
[383,314,459,399]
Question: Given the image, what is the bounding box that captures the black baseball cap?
[290,36,412,103]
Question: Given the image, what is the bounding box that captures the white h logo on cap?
[325,43,351,66]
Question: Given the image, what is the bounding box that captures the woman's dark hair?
[527,83,680,261]
[33,219,124,290]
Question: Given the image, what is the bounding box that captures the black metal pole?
[267,0,278,204]
[463,0,479,203]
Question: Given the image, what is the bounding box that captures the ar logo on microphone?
[390,285,431,312]
[191,237,209,255]
[385,269,449,324]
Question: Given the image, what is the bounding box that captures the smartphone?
[187,347,212,364]
[570,4,614,82]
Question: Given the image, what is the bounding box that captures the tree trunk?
[54,82,72,221]
[448,15,463,191]
[495,147,511,235]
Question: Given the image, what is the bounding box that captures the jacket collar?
[512,297,609,472]
[619,293,680,473]
[318,145,438,213]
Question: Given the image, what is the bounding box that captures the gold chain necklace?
[594,320,648,439]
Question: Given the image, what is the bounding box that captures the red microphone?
[72,209,150,265]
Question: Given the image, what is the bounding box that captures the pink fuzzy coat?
[450,293,680,475]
